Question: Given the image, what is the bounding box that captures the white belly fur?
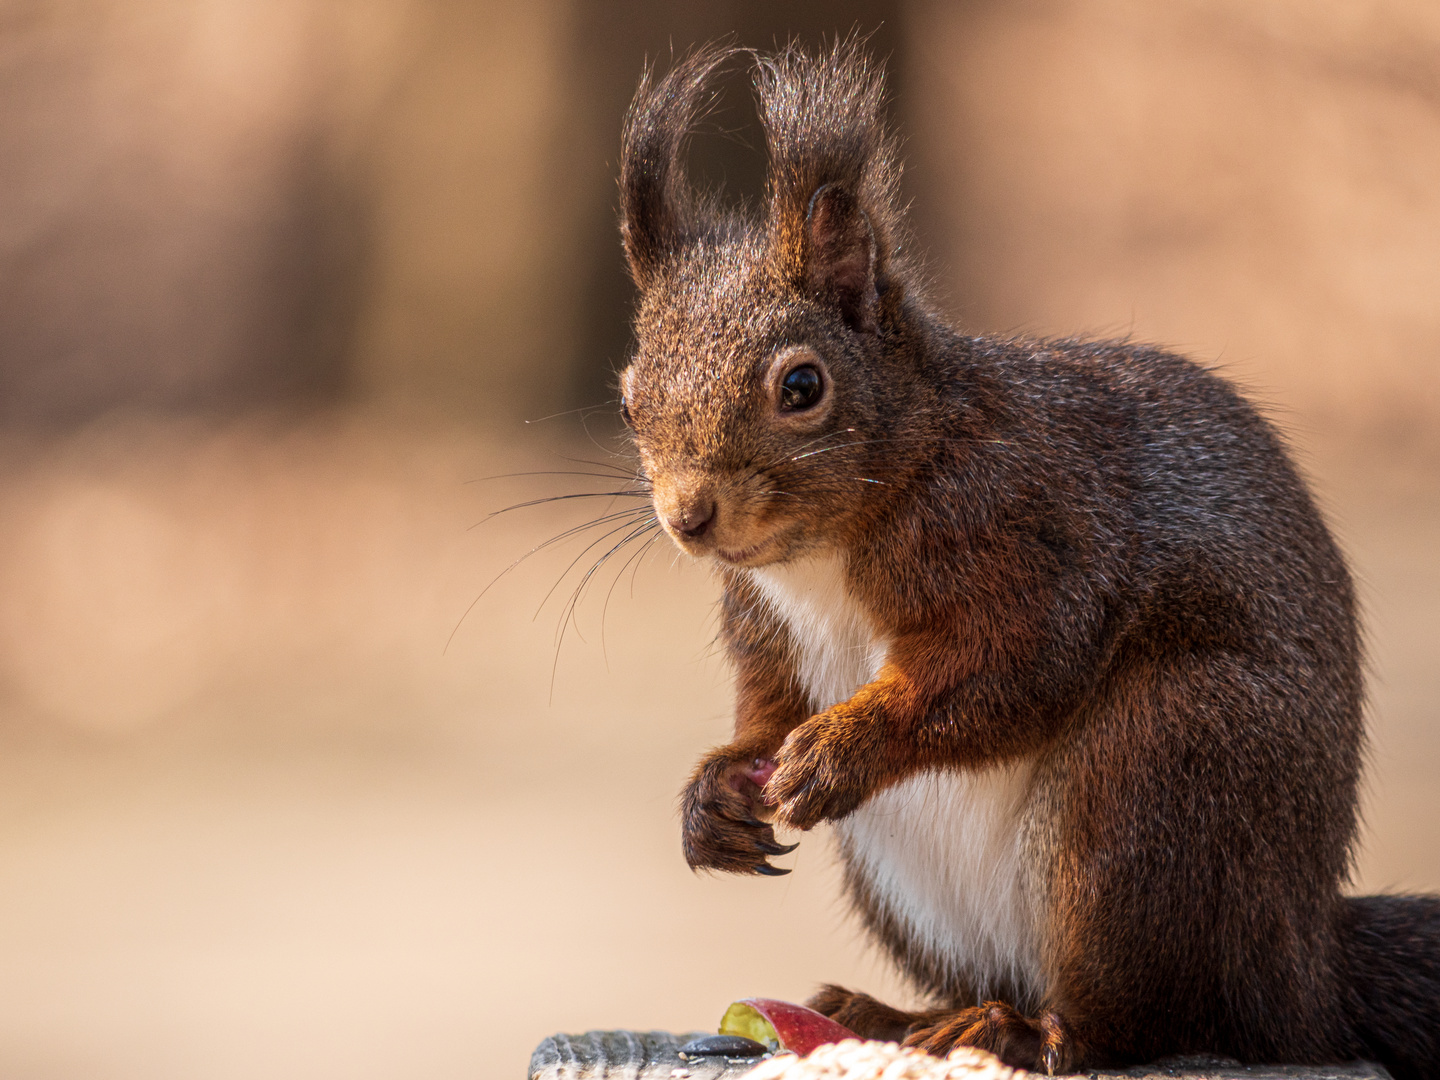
[746,553,1045,1004]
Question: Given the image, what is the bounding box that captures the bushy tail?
[1341,894,1440,1080]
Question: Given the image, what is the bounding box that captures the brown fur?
[614,40,1440,1077]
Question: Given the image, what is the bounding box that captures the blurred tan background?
[0,1,1435,1078]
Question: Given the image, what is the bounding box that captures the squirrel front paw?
[765,711,875,830]
[681,748,798,876]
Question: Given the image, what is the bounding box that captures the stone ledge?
[527,1031,1392,1080]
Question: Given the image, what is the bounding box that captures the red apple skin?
[725,998,859,1055]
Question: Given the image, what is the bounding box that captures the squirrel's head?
[617,41,916,568]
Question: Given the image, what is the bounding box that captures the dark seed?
[677,1035,769,1058]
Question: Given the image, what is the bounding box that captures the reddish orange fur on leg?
[806,985,953,1045]
[904,1003,1076,1075]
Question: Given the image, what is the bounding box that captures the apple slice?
[718,998,859,1055]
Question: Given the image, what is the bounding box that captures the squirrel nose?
[669,500,716,539]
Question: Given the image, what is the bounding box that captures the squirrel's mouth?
[715,544,765,565]
[715,533,786,567]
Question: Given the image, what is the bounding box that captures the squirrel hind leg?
[903,1003,1078,1076]
[805,985,949,1044]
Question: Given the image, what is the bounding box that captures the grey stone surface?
[530,1030,765,1080]
[527,1032,1393,1080]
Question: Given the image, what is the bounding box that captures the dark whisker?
[627,529,665,596]
[523,404,614,424]
[562,518,660,637]
[490,506,652,549]
[480,490,651,523]
[533,513,659,621]
[550,518,660,696]
[466,469,649,485]
[559,520,661,664]
[444,505,653,653]
[603,526,664,640]
[555,454,642,478]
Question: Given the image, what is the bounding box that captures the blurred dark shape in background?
[3,0,1436,430]
[0,1,368,421]
[0,3,1434,1080]
[0,0,903,425]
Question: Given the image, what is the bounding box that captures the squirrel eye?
[620,396,633,427]
[780,366,823,411]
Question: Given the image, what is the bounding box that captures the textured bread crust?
[743,1041,1020,1080]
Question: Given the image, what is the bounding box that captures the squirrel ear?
[806,184,878,334]
[619,45,734,290]
[755,41,902,330]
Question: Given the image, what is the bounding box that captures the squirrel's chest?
[745,554,1046,1006]
[746,554,888,710]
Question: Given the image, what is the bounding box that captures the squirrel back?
[613,41,1439,1078]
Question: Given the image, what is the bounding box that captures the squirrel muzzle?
[652,470,788,565]
[654,473,720,550]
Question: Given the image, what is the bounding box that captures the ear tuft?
[755,37,906,321]
[619,44,737,290]
[807,184,877,333]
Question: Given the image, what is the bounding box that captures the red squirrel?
[612,41,1440,1078]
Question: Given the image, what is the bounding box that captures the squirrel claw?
[758,839,800,856]
[754,863,792,876]
[1041,1046,1058,1076]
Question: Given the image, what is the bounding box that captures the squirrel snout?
[667,499,716,540]
[654,474,720,545]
